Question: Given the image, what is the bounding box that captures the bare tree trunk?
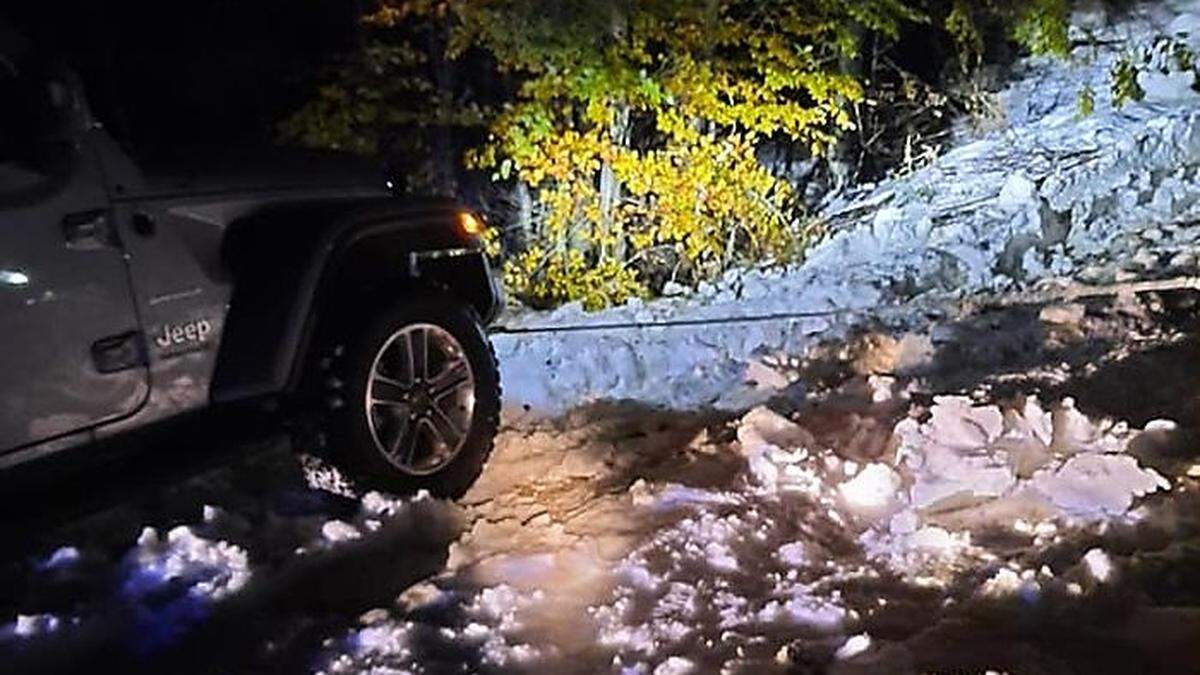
[514,181,533,253]
[430,18,456,196]
[598,105,630,261]
[595,3,630,262]
[829,23,866,192]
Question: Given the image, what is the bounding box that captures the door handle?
[62,210,113,249]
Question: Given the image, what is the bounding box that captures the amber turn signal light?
[458,211,487,236]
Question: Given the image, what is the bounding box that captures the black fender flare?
[210,197,500,403]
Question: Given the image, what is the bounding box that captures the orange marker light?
[458,211,487,236]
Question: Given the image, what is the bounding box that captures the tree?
[284,0,1081,310]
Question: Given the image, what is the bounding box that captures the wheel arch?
[210,198,501,404]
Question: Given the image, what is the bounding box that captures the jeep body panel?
[0,140,149,453]
[2,126,500,468]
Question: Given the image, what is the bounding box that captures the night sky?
[3,0,361,156]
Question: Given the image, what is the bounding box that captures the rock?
[1039,303,1086,326]
[894,333,935,374]
[738,406,816,451]
[560,446,609,478]
[358,608,391,625]
[1169,251,1196,269]
[850,333,901,375]
[396,581,445,612]
[1129,248,1160,271]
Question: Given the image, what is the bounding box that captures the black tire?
[321,295,500,498]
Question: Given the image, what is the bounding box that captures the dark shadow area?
[0,411,463,675]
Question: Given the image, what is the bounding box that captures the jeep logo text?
[154,319,213,352]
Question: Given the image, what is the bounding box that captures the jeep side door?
[0,64,148,453]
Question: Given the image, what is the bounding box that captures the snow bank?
[494,0,1200,418]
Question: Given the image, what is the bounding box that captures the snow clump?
[125,526,250,600]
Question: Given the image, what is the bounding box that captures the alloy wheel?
[364,323,476,475]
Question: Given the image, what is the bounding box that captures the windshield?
[0,63,64,194]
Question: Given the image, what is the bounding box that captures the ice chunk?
[907,527,958,552]
[897,398,1017,508]
[126,525,250,600]
[979,568,1023,597]
[738,407,815,451]
[38,546,80,571]
[1082,548,1114,582]
[13,613,60,637]
[838,463,902,512]
[361,491,408,516]
[835,633,872,660]
[1051,398,1124,455]
[1031,454,1169,516]
[997,173,1037,208]
[653,657,695,675]
[777,542,808,567]
[321,520,362,543]
[758,594,847,630]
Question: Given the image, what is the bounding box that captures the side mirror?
[40,68,95,139]
[0,21,29,80]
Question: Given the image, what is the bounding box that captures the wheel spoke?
[372,372,406,389]
[371,397,407,408]
[389,415,419,466]
[429,359,471,400]
[371,372,409,403]
[408,328,429,382]
[428,400,465,448]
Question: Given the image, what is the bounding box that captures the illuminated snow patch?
[361,491,411,516]
[13,613,60,638]
[37,546,80,571]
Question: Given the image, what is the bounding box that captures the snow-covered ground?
[311,294,1200,674]
[3,269,1198,675]
[3,3,1200,673]
[494,0,1200,419]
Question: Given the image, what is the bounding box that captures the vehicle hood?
[135,146,390,198]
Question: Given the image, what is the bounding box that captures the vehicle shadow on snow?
[0,412,464,675]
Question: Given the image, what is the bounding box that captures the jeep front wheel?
[325,297,500,498]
